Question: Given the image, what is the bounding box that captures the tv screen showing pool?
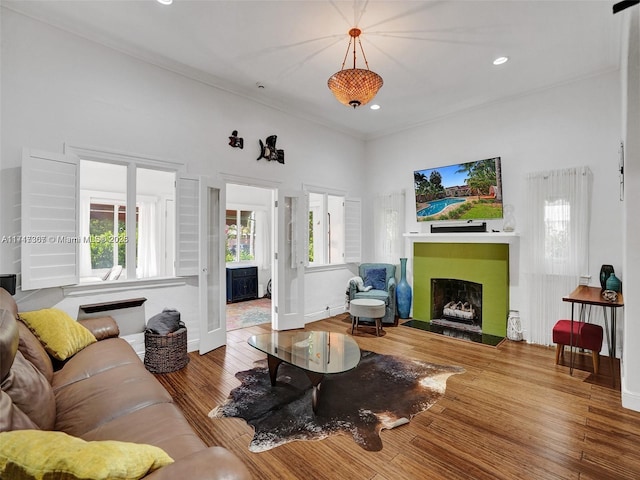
[413,157,503,222]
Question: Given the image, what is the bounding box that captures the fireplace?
[431,278,482,334]
[406,240,511,346]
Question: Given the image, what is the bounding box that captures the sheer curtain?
[373,191,405,264]
[254,210,271,271]
[137,201,158,278]
[523,166,592,345]
[78,193,92,278]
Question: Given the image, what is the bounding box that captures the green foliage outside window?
[308,210,314,262]
[90,218,129,269]
[225,210,256,262]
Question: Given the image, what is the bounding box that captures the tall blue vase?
[396,258,412,319]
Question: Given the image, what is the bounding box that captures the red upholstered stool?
[552,320,603,374]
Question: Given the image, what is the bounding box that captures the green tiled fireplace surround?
[413,242,509,338]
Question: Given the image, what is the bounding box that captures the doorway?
[225,183,274,331]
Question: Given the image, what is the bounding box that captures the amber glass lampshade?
[328,28,383,108]
[328,68,383,108]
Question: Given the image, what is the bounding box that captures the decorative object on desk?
[396,258,412,319]
[502,204,516,232]
[257,135,284,164]
[209,350,464,452]
[605,272,622,293]
[430,222,487,233]
[602,289,618,303]
[506,310,523,341]
[599,264,615,290]
[579,275,591,286]
[228,130,243,149]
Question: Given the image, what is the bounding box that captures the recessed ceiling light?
[156,0,173,5]
[493,56,509,66]
[370,104,381,110]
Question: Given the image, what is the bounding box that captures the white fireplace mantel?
[403,231,521,324]
[404,231,520,337]
[403,231,519,245]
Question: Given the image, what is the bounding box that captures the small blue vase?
[396,258,412,319]
[605,272,622,293]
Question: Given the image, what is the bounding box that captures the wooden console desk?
[562,285,624,382]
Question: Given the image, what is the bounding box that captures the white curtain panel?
[254,210,271,272]
[78,193,92,278]
[137,202,158,278]
[523,166,592,345]
[373,191,405,264]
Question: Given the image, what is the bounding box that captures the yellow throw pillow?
[19,308,97,361]
[0,430,174,480]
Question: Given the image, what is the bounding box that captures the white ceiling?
[4,0,623,139]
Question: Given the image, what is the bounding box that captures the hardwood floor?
[154,314,640,480]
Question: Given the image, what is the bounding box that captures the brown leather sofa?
[0,288,250,479]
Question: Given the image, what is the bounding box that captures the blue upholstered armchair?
[348,263,397,325]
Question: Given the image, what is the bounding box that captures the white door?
[273,190,306,330]
[199,178,227,354]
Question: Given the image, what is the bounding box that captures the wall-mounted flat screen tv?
[414,157,503,222]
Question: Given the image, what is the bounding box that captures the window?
[225,209,256,262]
[307,191,347,266]
[21,148,183,290]
[373,192,404,264]
[79,160,175,282]
[544,197,570,266]
[523,166,592,345]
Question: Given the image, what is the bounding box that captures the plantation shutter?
[344,197,361,263]
[175,174,200,276]
[303,192,310,267]
[21,148,79,290]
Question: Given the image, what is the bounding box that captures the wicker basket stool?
[144,327,189,373]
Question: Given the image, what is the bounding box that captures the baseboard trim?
[622,383,640,412]
[304,306,347,323]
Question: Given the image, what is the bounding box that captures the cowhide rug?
[208,350,464,452]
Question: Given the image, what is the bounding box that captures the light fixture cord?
[357,37,371,71]
[340,29,371,71]
[340,37,353,70]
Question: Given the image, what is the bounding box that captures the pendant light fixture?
[328,28,383,108]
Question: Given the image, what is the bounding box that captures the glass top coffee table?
[247,331,361,412]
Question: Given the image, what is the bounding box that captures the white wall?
[367,63,640,412]
[0,10,364,342]
[364,70,622,340]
